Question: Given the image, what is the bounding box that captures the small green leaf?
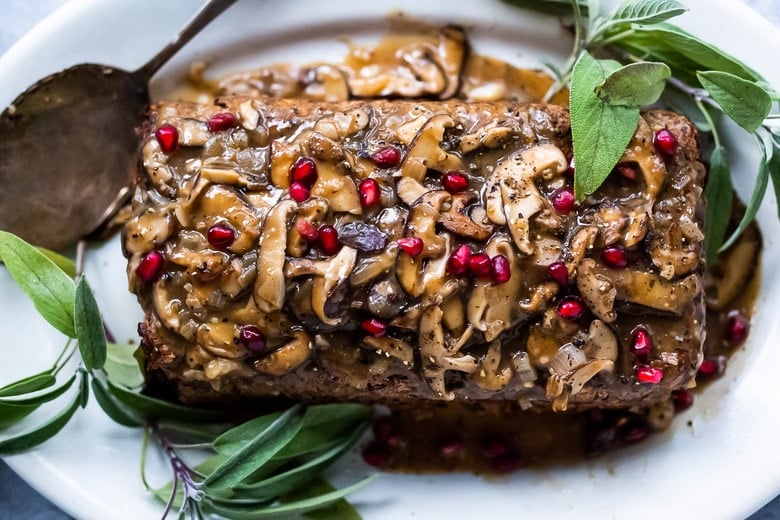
[595,61,670,107]
[0,373,76,406]
[503,0,588,16]
[74,278,107,371]
[36,248,76,278]
[104,343,144,389]
[295,478,363,520]
[608,0,686,25]
[698,71,773,133]
[203,405,305,490]
[0,371,84,455]
[0,403,38,429]
[91,378,142,427]
[106,380,223,422]
[703,146,733,264]
[0,231,76,337]
[570,52,640,199]
[0,372,56,397]
[768,140,780,221]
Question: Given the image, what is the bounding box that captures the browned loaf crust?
[125,96,706,411]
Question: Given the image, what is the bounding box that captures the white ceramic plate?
[1,1,780,519]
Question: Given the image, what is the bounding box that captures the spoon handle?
[133,0,238,81]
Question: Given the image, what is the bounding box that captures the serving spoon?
[0,0,237,251]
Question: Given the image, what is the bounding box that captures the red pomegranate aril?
[636,365,664,384]
[468,252,492,278]
[491,254,511,284]
[154,124,179,154]
[207,223,236,250]
[317,225,340,255]
[616,163,637,180]
[447,244,472,275]
[491,452,521,473]
[551,186,576,214]
[632,328,653,357]
[398,236,424,257]
[602,245,629,269]
[136,250,165,282]
[440,438,464,459]
[359,178,381,208]
[546,261,569,286]
[557,296,585,321]
[237,325,267,353]
[361,318,387,337]
[289,157,318,187]
[371,145,402,168]
[289,181,310,203]
[295,219,319,243]
[620,421,650,444]
[206,112,238,133]
[654,128,678,158]
[442,171,469,193]
[724,311,750,346]
[672,389,694,413]
[698,356,727,379]
[362,441,392,468]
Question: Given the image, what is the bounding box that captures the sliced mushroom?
[473,340,513,391]
[517,282,559,314]
[467,235,525,341]
[621,117,667,201]
[307,131,346,162]
[254,199,296,313]
[460,123,513,154]
[168,230,230,280]
[441,295,466,337]
[311,246,358,326]
[196,322,244,359]
[576,259,617,323]
[363,336,414,366]
[194,185,261,254]
[400,115,463,182]
[302,65,350,102]
[582,319,618,362]
[564,226,598,277]
[288,197,329,257]
[439,192,493,240]
[585,203,627,248]
[311,161,361,214]
[367,276,407,319]
[350,244,399,287]
[141,139,176,197]
[485,144,568,255]
[124,209,174,254]
[397,177,429,206]
[254,331,312,376]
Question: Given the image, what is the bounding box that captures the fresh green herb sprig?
[507,0,780,262]
[0,230,372,519]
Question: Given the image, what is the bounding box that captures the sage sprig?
[0,232,373,519]
[507,0,779,261]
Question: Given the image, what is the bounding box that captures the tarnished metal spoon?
[0,0,237,250]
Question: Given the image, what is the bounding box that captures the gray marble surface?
[0,1,779,519]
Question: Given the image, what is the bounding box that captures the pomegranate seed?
[373,416,396,443]
[317,225,340,255]
[602,245,629,269]
[359,178,381,208]
[566,156,575,177]
[672,389,694,413]
[447,244,472,275]
[616,163,637,180]
[440,438,464,459]
[136,251,165,282]
[237,325,267,353]
[653,128,678,158]
[557,296,585,321]
[491,452,521,473]
[551,186,575,214]
[289,157,318,187]
[362,441,392,467]
[546,261,569,286]
[698,356,726,379]
[468,252,492,278]
[481,438,510,459]
[371,146,402,168]
[206,112,238,132]
[295,220,319,243]
[620,420,650,443]
[289,181,310,203]
[442,171,469,193]
[724,311,750,346]
[154,124,179,154]
[398,236,424,257]
[361,318,387,337]
[207,223,236,250]
[632,328,653,357]
[491,254,511,284]
[636,365,663,384]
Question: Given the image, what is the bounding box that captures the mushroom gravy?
[128,26,760,473]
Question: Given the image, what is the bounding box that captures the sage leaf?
[37,248,76,278]
[697,71,773,133]
[295,478,363,520]
[0,403,37,429]
[74,278,107,371]
[502,0,588,16]
[0,373,76,406]
[106,380,223,422]
[608,0,686,25]
[768,141,780,221]
[570,52,640,199]
[0,371,84,455]
[104,343,144,389]
[91,378,142,427]
[596,61,670,107]
[203,405,305,490]
[0,230,76,337]
[203,477,374,520]
[703,146,733,264]
[0,372,56,398]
